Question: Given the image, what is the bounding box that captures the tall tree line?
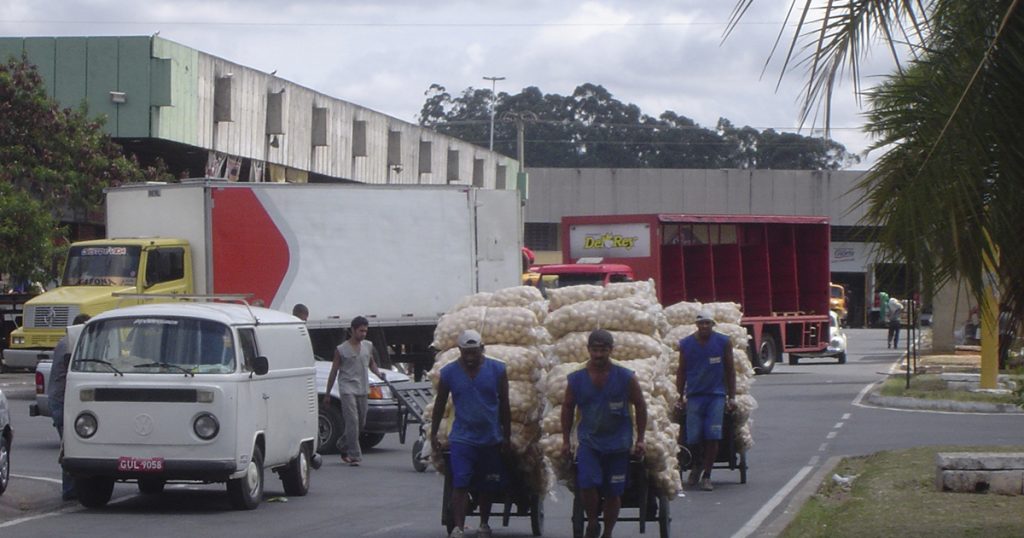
[418,83,859,170]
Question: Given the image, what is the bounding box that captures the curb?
[863,392,1023,414]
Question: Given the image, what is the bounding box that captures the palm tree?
[729,0,1024,325]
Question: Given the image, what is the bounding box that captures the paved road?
[1,329,1021,537]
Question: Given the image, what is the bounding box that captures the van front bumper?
[63,457,238,482]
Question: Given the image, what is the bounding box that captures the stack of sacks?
[539,281,683,497]
[661,301,758,454]
[426,286,552,495]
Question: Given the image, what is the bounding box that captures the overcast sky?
[1,1,901,169]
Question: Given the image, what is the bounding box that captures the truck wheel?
[227,445,264,510]
[837,352,847,365]
[76,476,115,508]
[317,404,343,455]
[138,478,165,494]
[755,335,777,374]
[360,432,385,450]
[280,445,311,497]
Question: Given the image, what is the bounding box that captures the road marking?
[852,380,878,406]
[732,465,814,538]
[11,473,62,484]
[842,413,851,420]
[808,456,820,466]
[833,422,844,429]
[0,493,137,529]
[826,431,838,439]
[362,522,414,536]
[818,443,828,452]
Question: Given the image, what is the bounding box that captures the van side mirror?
[252,356,269,376]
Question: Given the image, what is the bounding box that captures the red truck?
[558,214,832,373]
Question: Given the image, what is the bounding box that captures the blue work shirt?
[680,332,730,396]
[440,357,506,447]
[568,364,635,453]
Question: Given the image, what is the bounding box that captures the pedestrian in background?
[887,297,904,349]
[323,316,385,466]
[561,329,647,538]
[431,329,511,538]
[677,311,735,492]
[292,303,309,321]
[49,313,90,500]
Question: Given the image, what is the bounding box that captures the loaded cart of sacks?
[427,287,553,536]
[538,282,681,538]
[662,300,757,483]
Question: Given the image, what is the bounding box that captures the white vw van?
[62,302,318,510]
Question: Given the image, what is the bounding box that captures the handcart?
[385,378,434,472]
[570,457,671,538]
[678,408,747,484]
[441,450,544,536]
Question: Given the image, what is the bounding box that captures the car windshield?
[541,273,606,288]
[62,245,142,286]
[73,316,236,374]
[831,286,844,299]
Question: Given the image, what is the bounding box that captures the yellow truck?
[3,238,192,369]
[829,283,848,327]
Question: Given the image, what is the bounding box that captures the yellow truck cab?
[829,283,848,326]
[3,238,193,370]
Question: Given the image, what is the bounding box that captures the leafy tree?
[418,83,856,170]
[0,56,169,286]
[729,0,1024,323]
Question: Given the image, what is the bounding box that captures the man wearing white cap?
[676,310,736,491]
[431,329,511,538]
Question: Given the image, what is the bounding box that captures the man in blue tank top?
[677,311,736,492]
[561,329,647,538]
[431,329,511,538]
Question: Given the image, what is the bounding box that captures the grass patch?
[878,375,1020,405]
[783,446,1024,537]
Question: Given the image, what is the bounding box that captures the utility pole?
[483,76,505,151]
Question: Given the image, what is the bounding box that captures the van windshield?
[73,317,236,374]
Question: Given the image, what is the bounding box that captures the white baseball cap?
[457,329,484,349]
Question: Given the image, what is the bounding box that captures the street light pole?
[483,76,505,151]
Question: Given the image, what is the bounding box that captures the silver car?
[0,388,11,495]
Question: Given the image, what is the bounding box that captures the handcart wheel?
[412,438,428,472]
[658,494,671,538]
[530,494,544,536]
[740,451,748,484]
[571,494,584,538]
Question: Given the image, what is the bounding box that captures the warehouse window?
[388,130,402,166]
[266,92,284,134]
[352,120,367,157]
[312,108,328,147]
[472,158,485,187]
[214,76,232,122]
[419,140,432,174]
[447,149,460,183]
[525,223,559,251]
[495,164,507,189]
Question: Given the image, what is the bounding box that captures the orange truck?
[550,214,832,373]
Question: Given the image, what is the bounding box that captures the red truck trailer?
[561,214,831,373]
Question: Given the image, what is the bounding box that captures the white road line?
[362,522,414,536]
[808,456,820,466]
[826,431,838,439]
[732,465,814,538]
[0,493,137,529]
[842,413,851,420]
[11,473,62,484]
[833,422,845,429]
[818,443,828,452]
[852,380,878,406]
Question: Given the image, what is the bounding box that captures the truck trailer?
[559,213,832,373]
[4,181,522,373]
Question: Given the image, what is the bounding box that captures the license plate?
[117,456,165,473]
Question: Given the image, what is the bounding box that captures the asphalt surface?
[0,329,1021,537]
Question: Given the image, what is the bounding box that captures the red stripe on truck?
[210,188,290,306]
